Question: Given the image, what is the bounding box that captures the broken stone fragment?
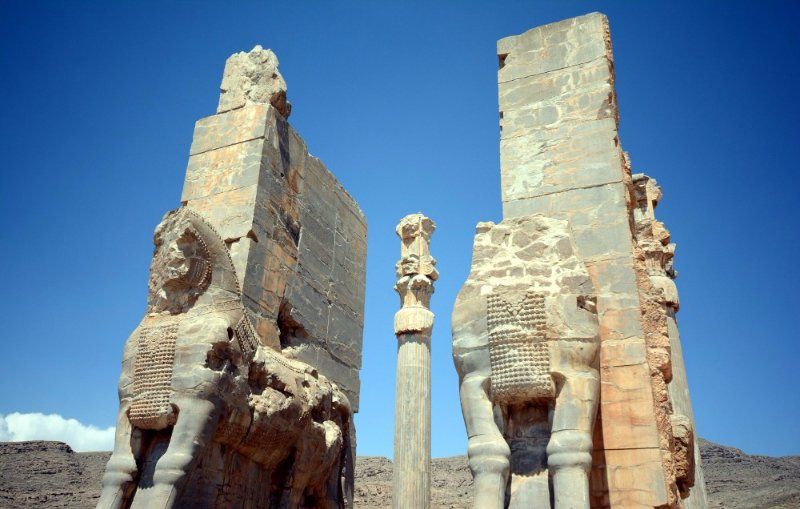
[217,45,292,118]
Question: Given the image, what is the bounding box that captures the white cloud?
[0,412,115,452]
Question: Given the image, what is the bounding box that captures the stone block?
[185,186,257,241]
[189,104,271,156]
[327,302,364,369]
[284,342,361,411]
[503,182,630,231]
[600,339,648,367]
[571,220,635,260]
[331,253,366,316]
[585,257,640,296]
[499,63,614,139]
[284,276,330,342]
[599,362,661,450]
[497,13,609,81]
[552,182,627,222]
[182,138,264,202]
[499,119,621,202]
[227,236,257,287]
[298,211,335,267]
[602,447,670,508]
[597,306,645,342]
[499,55,612,113]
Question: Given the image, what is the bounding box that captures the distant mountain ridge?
[0,439,798,508]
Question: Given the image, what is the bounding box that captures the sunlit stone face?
[148,220,211,314]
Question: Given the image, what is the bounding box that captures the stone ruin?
[452,12,708,509]
[98,46,366,509]
[96,15,709,509]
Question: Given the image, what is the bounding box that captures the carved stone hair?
[146,208,237,314]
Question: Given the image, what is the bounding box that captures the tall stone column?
[392,214,437,509]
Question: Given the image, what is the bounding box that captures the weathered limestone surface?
[452,216,601,508]
[497,16,670,507]
[452,12,705,509]
[182,47,366,410]
[217,45,291,117]
[632,174,708,509]
[392,214,437,509]
[98,47,366,509]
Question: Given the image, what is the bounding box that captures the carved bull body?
[98,208,353,509]
[452,216,600,509]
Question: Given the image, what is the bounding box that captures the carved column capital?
[394,214,437,335]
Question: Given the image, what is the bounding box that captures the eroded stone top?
[217,45,291,118]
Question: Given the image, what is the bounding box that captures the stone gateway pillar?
[453,12,707,509]
[392,214,437,509]
[98,46,366,509]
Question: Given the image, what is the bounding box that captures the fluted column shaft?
[394,331,431,508]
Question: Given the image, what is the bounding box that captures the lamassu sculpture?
[98,208,353,509]
[452,216,600,508]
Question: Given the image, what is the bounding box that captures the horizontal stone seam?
[215,103,252,116]
[601,361,648,368]
[498,54,607,85]
[594,446,663,452]
[284,337,363,370]
[189,134,265,157]
[287,284,367,326]
[500,116,617,142]
[582,253,636,265]
[190,138,365,227]
[503,178,622,202]
[326,345,363,370]
[498,77,613,116]
[328,375,359,394]
[183,183,259,201]
[501,80,612,110]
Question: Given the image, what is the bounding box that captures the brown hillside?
[0,440,797,509]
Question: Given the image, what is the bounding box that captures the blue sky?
[1,1,798,457]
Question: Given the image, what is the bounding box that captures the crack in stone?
[498,55,607,85]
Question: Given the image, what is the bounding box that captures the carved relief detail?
[234,314,258,357]
[630,168,685,505]
[487,291,554,405]
[394,214,437,335]
[147,221,213,315]
[671,414,696,499]
[130,317,180,429]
